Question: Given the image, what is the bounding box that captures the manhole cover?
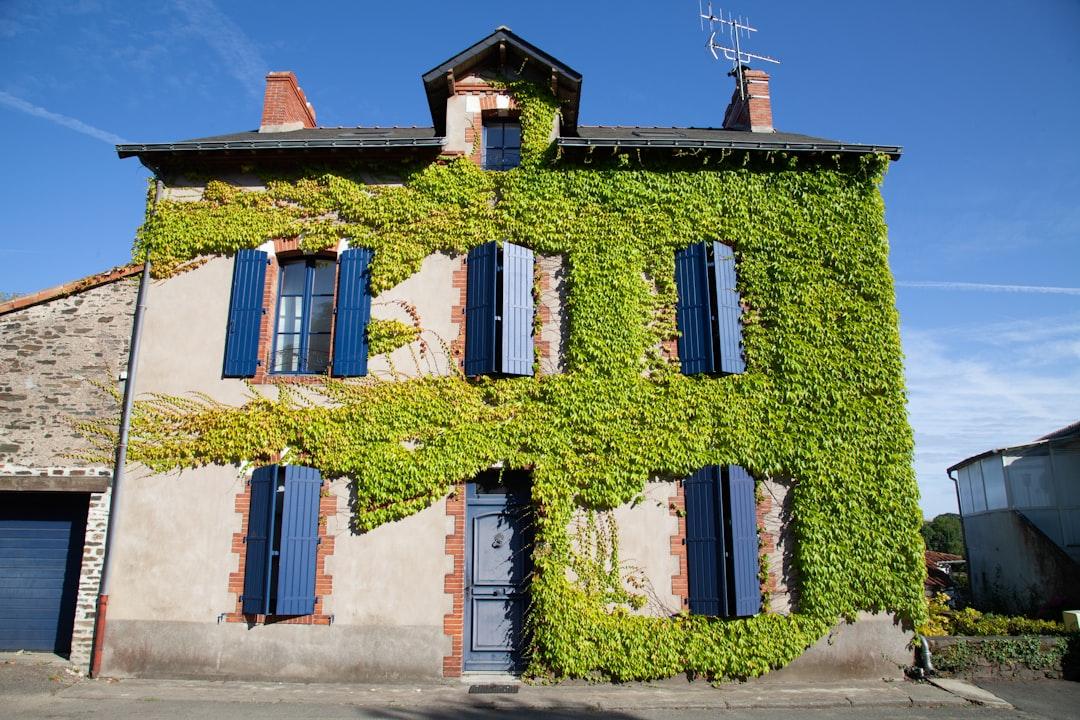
[468,683,519,694]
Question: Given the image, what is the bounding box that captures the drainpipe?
[89,179,161,677]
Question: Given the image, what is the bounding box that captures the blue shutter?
[465,242,498,376]
[242,465,276,615]
[684,466,728,616]
[725,465,760,616]
[712,242,745,374]
[675,242,715,375]
[331,247,374,377]
[223,249,268,377]
[275,466,322,616]
[501,242,534,376]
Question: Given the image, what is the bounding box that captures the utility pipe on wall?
[89,179,161,677]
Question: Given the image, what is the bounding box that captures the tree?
[921,513,965,556]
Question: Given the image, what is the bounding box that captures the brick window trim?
[442,485,465,677]
[249,239,339,385]
[223,472,337,625]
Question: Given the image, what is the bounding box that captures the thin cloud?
[0,90,128,145]
[903,324,1080,519]
[173,0,266,98]
[897,280,1080,296]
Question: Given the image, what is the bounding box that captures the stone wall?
[0,276,135,467]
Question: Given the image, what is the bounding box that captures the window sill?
[221,612,333,626]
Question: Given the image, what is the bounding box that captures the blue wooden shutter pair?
[683,465,759,617]
[225,248,373,378]
[332,247,374,377]
[223,249,268,377]
[465,241,534,377]
[242,466,322,616]
[674,241,745,375]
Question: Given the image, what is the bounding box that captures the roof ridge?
[0,264,144,317]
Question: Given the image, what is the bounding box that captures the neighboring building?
[89,28,916,681]
[0,266,139,667]
[949,421,1080,615]
[924,550,965,599]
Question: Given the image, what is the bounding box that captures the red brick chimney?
[722,67,773,133]
[259,72,317,133]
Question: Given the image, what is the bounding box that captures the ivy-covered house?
[94,28,924,681]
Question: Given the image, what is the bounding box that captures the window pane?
[280,262,307,296]
[277,296,304,334]
[957,465,972,515]
[307,334,330,374]
[1005,452,1055,507]
[485,123,504,148]
[502,123,521,149]
[970,460,987,512]
[311,260,336,295]
[309,296,333,334]
[273,334,301,373]
[981,456,1008,510]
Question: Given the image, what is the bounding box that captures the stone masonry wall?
[0,277,136,467]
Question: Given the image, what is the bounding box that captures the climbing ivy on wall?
[86,81,926,681]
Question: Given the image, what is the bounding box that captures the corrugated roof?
[561,126,902,159]
[948,418,1080,473]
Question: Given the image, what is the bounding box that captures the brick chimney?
[259,72,317,133]
[722,67,773,133]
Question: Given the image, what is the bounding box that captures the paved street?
[3,653,1078,719]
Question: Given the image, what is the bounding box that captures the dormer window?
[483,120,521,170]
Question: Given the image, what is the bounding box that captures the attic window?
[483,121,521,171]
[631,129,687,138]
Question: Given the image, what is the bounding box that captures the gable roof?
[421,27,583,136]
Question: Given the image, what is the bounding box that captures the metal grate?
[468,684,519,694]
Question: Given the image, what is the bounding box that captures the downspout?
[89,179,161,677]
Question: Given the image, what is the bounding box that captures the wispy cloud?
[903,319,1080,518]
[897,280,1080,296]
[0,90,128,145]
[173,0,266,98]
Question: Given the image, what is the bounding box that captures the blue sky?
[1,1,1077,519]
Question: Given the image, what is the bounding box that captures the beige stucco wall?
[367,252,461,379]
[612,480,680,615]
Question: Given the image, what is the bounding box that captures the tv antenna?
[699,2,780,99]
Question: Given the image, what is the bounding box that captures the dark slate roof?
[560,126,902,159]
[421,27,583,136]
[116,126,443,158]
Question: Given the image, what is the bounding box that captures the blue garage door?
[0,492,89,654]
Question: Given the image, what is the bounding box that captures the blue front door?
[464,476,531,671]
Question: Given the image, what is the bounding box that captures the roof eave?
[116,137,447,158]
[557,137,903,160]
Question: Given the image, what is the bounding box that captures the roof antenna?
[698,2,780,99]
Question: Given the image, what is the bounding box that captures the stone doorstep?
[927,678,1013,709]
[53,678,970,710]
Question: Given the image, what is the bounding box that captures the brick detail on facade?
[452,75,519,166]
[448,256,468,375]
[69,488,110,671]
[442,486,465,677]
[669,480,688,608]
[260,72,317,132]
[756,489,777,604]
[722,69,773,133]
[535,254,566,376]
[222,476,337,625]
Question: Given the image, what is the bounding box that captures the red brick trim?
[669,481,688,608]
[448,256,468,374]
[0,264,143,317]
[223,474,336,625]
[756,488,777,603]
[442,485,465,677]
[535,260,552,375]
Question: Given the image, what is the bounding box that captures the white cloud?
[903,318,1080,519]
[0,90,128,145]
[173,0,266,98]
[897,280,1080,296]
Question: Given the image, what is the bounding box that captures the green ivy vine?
[367,318,421,357]
[85,80,925,681]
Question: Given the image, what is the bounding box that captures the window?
[674,241,745,375]
[465,241,534,377]
[273,259,335,374]
[483,120,521,171]
[223,247,373,378]
[684,465,760,617]
[242,465,322,616]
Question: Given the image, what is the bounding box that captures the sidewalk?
[1,652,988,713]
